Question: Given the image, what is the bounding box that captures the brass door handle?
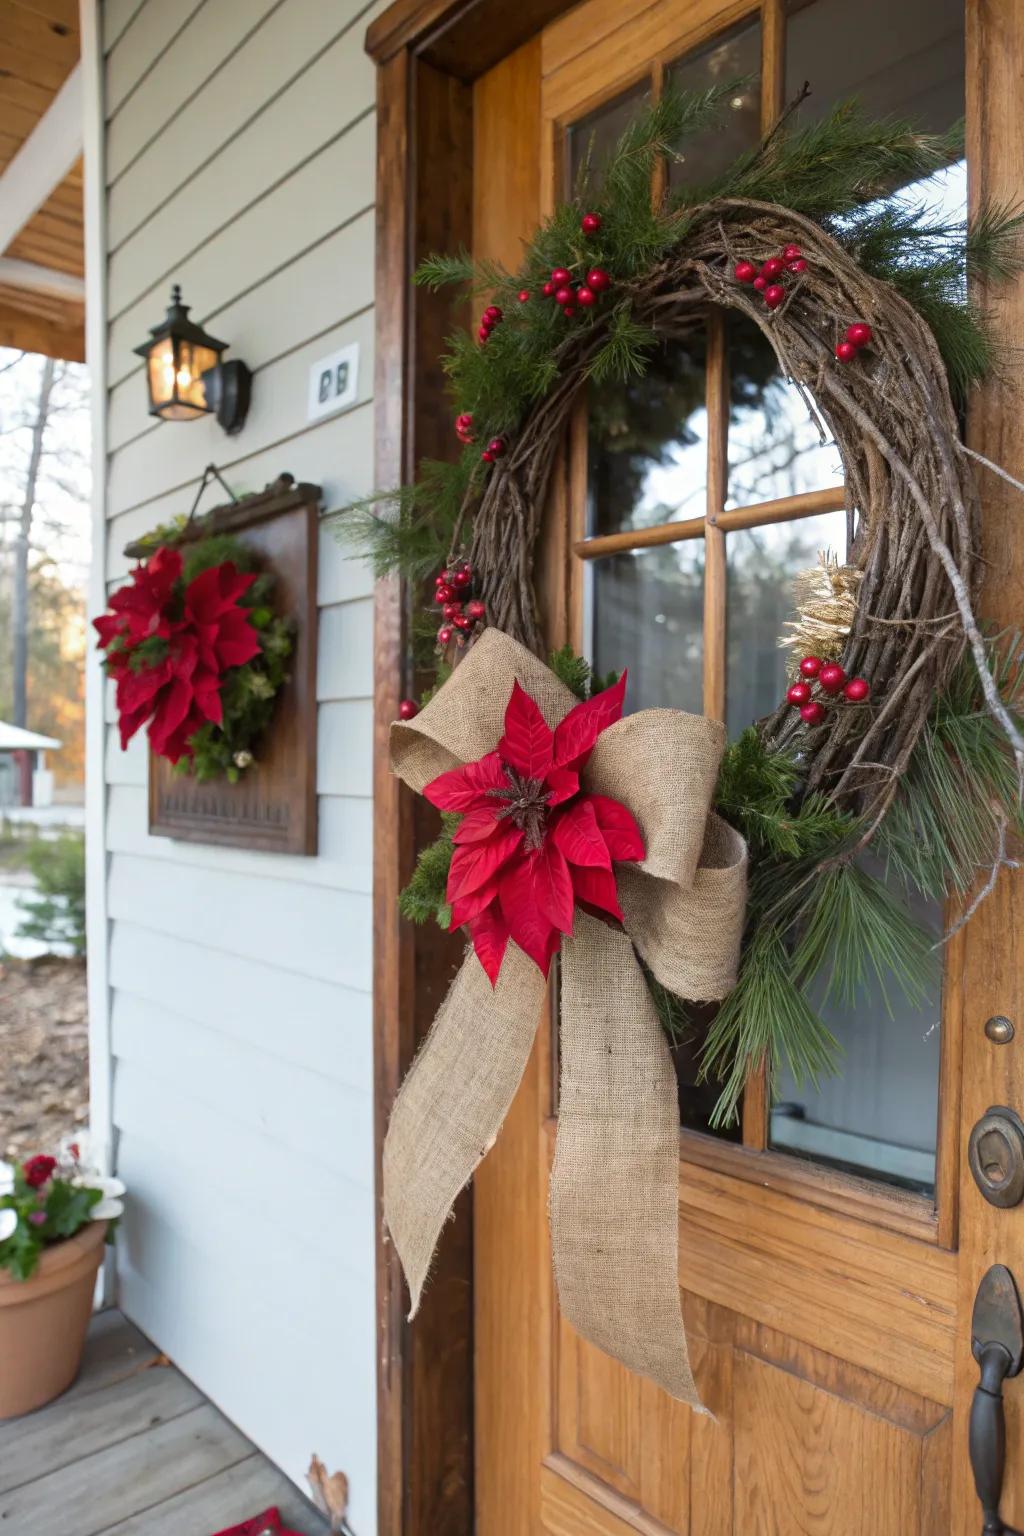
[971,1265,1024,1535]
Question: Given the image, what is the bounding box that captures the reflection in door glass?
[726,509,846,737]
[666,18,761,191]
[771,868,942,1196]
[568,80,650,196]
[785,0,964,135]
[726,313,844,510]
[590,544,704,718]
[587,339,709,538]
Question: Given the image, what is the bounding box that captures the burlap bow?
[385,629,747,1404]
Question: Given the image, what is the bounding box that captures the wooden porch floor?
[0,1309,331,1536]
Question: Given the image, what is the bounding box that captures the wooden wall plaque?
[125,474,320,856]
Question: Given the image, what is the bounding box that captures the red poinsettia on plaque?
[94,538,293,782]
[423,673,645,984]
[96,547,261,762]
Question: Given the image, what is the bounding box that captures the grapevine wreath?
[346,88,1024,1119]
[96,529,293,783]
[342,87,1024,1402]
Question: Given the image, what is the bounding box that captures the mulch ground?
[0,956,89,1164]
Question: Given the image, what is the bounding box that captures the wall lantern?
[133,285,251,435]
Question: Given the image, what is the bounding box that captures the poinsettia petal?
[93,613,124,649]
[192,668,223,725]
[214,607,261,668]
[159,708,204,765]
[544,765,579,807]
[184,562,256,625]
[552,670,627,769]
[468,905,511,988]
[449,878,500,927]
[586,793,645,863]
[499,857,560,976]
[453,807,504,844]
[424,751,507,813]
[447,824,524,900]
[533,840,575,934]
[116,663,167,716]
[551,798,612,869]
[570,864,624,922]
[498,681,554,779]
[148,677,194,756]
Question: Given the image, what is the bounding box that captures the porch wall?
[95,2,383,1528]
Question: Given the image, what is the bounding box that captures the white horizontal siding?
[105,0,206,117]
[108,0,375,244]
[107,307,374,516]
[96,0,383,1526]
[105,419,376,584]
[105,0,281,190]
[108,210,375,453]
[107,109,376,386]
[109,921,373,1084]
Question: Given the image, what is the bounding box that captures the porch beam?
[0,63,83,257]
[0,257,86,301]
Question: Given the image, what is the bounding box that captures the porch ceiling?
[0,0,84,362]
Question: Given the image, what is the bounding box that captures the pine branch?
[398,816,457,928]
[700,928,840,1127]
[878,633,1024,896]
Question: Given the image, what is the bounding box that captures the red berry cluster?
[477,304,503,344]
[455,411,474,444]
[785,656,870,726]
[434,561,486,651]
[531,212,610,317]
[834,322,873,364]
[734,243,806,311]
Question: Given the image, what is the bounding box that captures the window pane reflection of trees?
[591,543,704,718]
[726,313,843,510]
[587,339,709,538]
[725,510,846,738]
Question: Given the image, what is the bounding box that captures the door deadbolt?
[969,1107,1024,1209]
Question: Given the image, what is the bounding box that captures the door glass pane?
[761,0,963,1195]
[725,508,846,737]
[568,80,650,195]
[587,338,709,538]
[666,17,761,191]
[771,868,942,1196]
[590,543,704,717]
[726,313,844,509]
[786,0,964,135]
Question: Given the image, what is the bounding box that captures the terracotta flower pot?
[0,1219,107,1419]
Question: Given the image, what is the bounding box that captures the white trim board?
[0,64,84,256]
[79,0,114,1227]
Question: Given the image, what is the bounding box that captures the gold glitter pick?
[779,549,862,662]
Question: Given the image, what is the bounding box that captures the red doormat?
[212,1510,304,1536]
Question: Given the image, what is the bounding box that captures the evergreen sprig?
[336,89,1007,583]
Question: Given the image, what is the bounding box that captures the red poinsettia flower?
[95,548,262,764]
[424,674,645,985]
[92,545,183,656]
[22,1155,57,1189]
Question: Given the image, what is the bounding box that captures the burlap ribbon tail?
[384,629,747,1405]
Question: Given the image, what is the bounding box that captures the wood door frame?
[367,7,577,1535]
[366,4,1024,1533]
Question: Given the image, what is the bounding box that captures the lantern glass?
[146,336,220,420]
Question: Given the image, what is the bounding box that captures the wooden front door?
[470,2,1024,1531]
